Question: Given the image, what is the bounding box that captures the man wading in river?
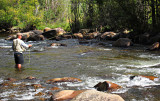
[12,33,32,70]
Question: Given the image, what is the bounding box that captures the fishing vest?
[13,39,26,53]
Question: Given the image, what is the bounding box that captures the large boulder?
[50,90,85,101]
[42,28,66,39]
[43,27,52,32]
[112,38,133,47]
[5,31,35,40]
[71,90,124,101]
[100,32,119,40]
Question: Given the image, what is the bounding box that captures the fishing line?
[28,48,31,65]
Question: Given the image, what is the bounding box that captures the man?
[12,33,32,70]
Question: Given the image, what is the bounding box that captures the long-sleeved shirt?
[12,38,29,53]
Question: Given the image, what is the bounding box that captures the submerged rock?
[46,77,82,83]
[50,43,67,47]
[112,38,133,47]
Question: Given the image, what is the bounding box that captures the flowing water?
[0,34,160,101]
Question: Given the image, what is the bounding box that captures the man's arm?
[21,40,32,49]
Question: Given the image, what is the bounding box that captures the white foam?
[14,88,44,100]
[0,46,12,48]
[99,48,112,51]
[127,76,158,87]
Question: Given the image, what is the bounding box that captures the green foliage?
[0,0,160,33]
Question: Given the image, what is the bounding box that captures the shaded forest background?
[0,0,160,34]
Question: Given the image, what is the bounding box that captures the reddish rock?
[94,81,122,91]
[73,33,83,39]
[50,87,60,91]
[50,90,85,101]
[147,42,160,51]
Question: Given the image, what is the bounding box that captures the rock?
[5,31,35,41]
[50,87,60,91]
[71,90,124,101]
[26,76,36,80]
[146,42,159,51]
[94,81,122,91]
[46,77,82,83]
[42,28,66,39]
[84,32,101,39]
[5,34,17,40]
[32,30,43,35]
[119,29,130,38]
[73,33,83,39]
[100,32,119,40]
[112,38,133,47]
[79,29,90,35]
[27,34,45,41]
[130,75,158,81]
[50,43,67,47]
[35,92,45,96]
[44,27,52,32]
[31,84,42,88]
[6,78,17,82]
[50,90,85,101]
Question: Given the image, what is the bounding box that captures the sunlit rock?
[43,27,52,32]
[46,77,82,83]
[100,32,119,40]
[35,92,45,96]
[94,81,122,91]
[42,28,66,39]
[31,84,42,88]
[73,33,83,39]
[50,90,85,101]
[50,87,60,91]
[71,90,124,101]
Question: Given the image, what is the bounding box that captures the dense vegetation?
[0,0,160,34]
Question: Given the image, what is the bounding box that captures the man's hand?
[28,44,32,48]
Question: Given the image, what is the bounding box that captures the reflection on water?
[0,37,160,100]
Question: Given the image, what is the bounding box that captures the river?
[0,34,160,101]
